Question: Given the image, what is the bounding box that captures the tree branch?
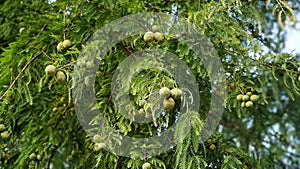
[224,48,300,75]
[0,49,46,101]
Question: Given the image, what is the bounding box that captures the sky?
[283,14,300,55]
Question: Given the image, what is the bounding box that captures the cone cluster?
[57,39,72,52]
[143,25,164,42]
[236,92,259,108]
[0,123,10,141]
[142,162,152,169]
[206,138,217,150]
[159,87,182,110]
[45,64,66,83]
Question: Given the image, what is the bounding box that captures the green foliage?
[0,0,300,168]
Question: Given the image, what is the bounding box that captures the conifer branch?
[0,49,46,101]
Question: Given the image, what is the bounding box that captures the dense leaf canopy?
[0,0,299,168]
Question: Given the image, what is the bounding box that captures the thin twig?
[63,1,71,40]
[37,23,48,37]
[0,49,46,101]
[0,13,58,101]
[224,48,300,75]
[63,8,66,40]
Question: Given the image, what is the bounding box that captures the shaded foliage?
[0,0,299,168]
